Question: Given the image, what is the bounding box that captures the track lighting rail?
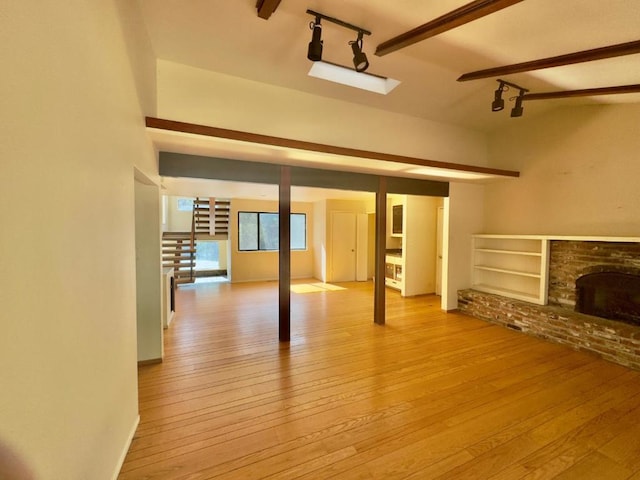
[306,9,371,36]
[496,79,528,93]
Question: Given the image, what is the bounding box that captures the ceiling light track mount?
[306,10,371,37]
[492,79,529,117]
[305,8,387,86]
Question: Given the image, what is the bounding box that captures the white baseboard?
[111,414,140,480]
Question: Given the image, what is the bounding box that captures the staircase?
[193,197,230,236]
[162,197,230,286]
[162,232,196,285]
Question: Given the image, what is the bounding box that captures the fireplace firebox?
[575,271,640,326]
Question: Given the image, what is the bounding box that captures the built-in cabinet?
[385,195,438,296]
[471,235,550,305]
[385,254,403,290]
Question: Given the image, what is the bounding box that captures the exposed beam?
[375,0,524,57]
[458,40,640,82]
[146,117,520,178]
[374,177,387,326]
[523,84,640,101]
[256,0,281,20]
[279,166,291,342]
[158,152,450,197]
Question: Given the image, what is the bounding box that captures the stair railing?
[189,199,197,283]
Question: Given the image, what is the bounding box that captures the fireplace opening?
[575,271,640,326]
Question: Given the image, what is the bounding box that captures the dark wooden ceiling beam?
[523,84,640,101]
[146,117,520,178]
[458,40,640,82]
[256,0,282,20]
[375,0,524,57]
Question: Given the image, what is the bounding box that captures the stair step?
[164,266,195,272]
[162,265,195,270]
[173,270,195,279]
[175,278,195,285]
[162,255,194,261]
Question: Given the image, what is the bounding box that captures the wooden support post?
[374,177,387,325]
[279,166,291,341]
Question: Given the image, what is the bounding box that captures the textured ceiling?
[139,0,640,199]
[139,0,640,131]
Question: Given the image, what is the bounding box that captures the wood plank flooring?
[119,280,640,479]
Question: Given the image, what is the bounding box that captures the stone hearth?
[459,238,640,370]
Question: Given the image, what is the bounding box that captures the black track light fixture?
[305,10,372,72]
[511,90,525,117]
[307,16,323,61]
[492,81,506,111]
[491,79,529,118]
[350,31,369,72]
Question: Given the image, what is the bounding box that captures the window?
[176,197,194,211]
[238,212,306,251]
[194,241,220,271]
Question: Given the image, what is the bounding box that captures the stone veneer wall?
[548,241,640,308]
[458,240,640,370]
[458,289,640,370]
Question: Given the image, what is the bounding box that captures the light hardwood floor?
[120,280,640,479]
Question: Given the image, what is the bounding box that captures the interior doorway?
[330,212,357,282]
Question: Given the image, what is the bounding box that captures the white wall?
[442,183,485,310]
[157,61,488,168]
[165,196,195,232]
[485,103,640,236]
[0,1,157,478]
[135,177,163,362]
[402,196,438,297]
[229,199,314,282]
[313,200,327,282]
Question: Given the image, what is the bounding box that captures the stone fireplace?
[548,241,640,309]
[459,238,640,370]
[575,270,640,325]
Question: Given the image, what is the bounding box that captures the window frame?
[237,211,307,252]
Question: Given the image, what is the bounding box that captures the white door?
[331,212,357,282]
[436,206,444,295]
[356,213,368,281]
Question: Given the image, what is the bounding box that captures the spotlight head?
[491,96,504,112]
[351,32,369,72]
[491,81,505,112]
[307,18,323,61]
[511,93,524,118]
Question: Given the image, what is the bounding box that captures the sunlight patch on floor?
[290,282,347,294]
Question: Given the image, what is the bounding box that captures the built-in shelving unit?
[472,235,550,305]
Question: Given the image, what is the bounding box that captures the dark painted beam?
[458,40,640,82]
[256,0,282,20]
[523,84,640,101]
[374,177,387,326]
[279,166,291,342]
[375,0,524,56]
[159,152,451,197]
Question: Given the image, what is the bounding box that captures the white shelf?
[475,265,541,278]
[471,234,640,306]
[472,284,540,303]
[475,248,542,257]
[471,235,549,305]
[474,234,640,243]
